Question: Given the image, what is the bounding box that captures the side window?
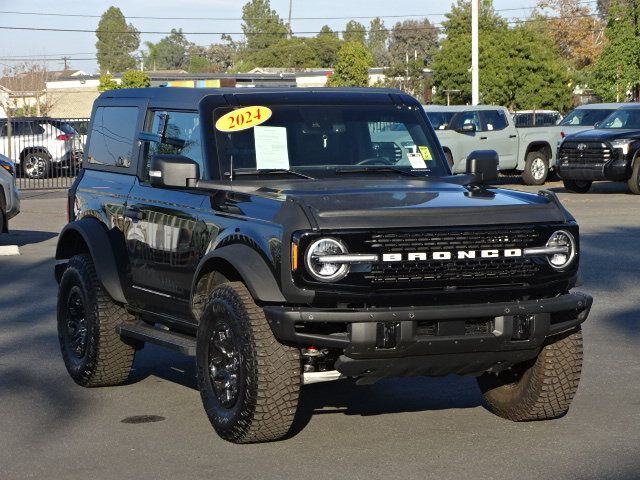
[142,111,204,180]
[30,122,45,135]
[87,106,139,167]
[12,122,32,136]
[451,111,481,131]
[482,110,508,131]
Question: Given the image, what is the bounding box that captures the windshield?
[598,109,640,129]
[560,108,616,127]
[425,111,455,130]
[212,104,448,179]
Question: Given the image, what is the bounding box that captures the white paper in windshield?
[254,126,290,170]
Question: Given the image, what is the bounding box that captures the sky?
[0,0,541,74]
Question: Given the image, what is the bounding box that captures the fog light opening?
[512,315,534,341]
[376,322,400,349]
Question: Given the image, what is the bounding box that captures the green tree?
[591,0,640,101]
[98,73,119,91]
[344,20,367,44]
[431,0,572,110]
[309,34,343,68]
[95,6,140,73]
[367,17,389,66]
[248,38,321,68]
[144,29,192,71]
[318,24,339,38]
[241,0,288,50]
[120,70,151,89]
[328,41,373,87]
[388,18,439,65]
[187,44,235,73]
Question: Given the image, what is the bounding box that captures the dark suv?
[55,87,592,444]
[558,103,640,194]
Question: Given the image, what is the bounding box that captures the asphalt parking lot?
[1,180,639,480]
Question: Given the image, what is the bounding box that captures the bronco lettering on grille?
[382,249,523,262]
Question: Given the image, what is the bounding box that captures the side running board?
[118,322,197,356]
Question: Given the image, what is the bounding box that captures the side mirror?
[457,123,476,133]
[149,154,199,188]
[593,121,601,129]
[466,150,499,184]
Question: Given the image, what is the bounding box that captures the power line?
[0,1,600,22]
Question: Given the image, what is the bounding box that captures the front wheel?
[522,151,549,185]
[628,161,640,195]
[563,179,592,193]
[196,282,300,443]
[477,327,583,422]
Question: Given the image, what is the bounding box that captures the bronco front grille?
[362,226,543,287]
[559,141,612,168]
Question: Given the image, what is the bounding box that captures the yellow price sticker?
[418,146,433,161]
[215,106,273,133]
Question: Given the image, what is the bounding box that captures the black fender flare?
[192,244,286,304]
[55,217,127,304]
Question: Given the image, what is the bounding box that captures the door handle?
[480,136,488,140]
[124,206,144,220]
[509,135,517,138]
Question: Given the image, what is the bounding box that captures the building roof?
[0,69,85,93]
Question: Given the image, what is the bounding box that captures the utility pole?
[287,0,293,39]
[62,56,70,70]
[471,0,479,105]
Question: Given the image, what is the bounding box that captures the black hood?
[565,128,640,142]
[256,177,569,230]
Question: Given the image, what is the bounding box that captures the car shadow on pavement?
[547,181,631,195]
[0,230,57,247]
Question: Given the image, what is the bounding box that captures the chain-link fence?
[0,117,89,190]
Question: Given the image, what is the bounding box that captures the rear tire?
[477,327,583,422]
[563,179,592,193]
[57,254,136,387]
[628,161,640,195]
[196,282,300,443]
[522,151,549,185]
[21,152,51,179]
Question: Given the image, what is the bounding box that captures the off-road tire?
[196,282,300,443]
[477,327,583,422]
[563,179,592,193]
[57,254,136,387]
[21,151,51,179]
[522,151,549,185]
[628,160,640,195]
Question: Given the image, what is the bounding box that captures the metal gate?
[0,117,89,190]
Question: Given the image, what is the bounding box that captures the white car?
[0,154,20,232]
[0,118,83,179]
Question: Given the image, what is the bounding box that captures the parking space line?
[0,245,20,256]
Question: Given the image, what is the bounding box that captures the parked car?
[55,87,591,443]
[0,118,82,179]
[558,103,625,139]
[0,154,20,232]
[424,105,561,185]
[557,103,640,194]
[513,110,562,128]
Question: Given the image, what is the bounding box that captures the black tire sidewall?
[57,257,100,383]
[629,161,640,194]
[196,289,255,439]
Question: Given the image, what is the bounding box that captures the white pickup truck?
[424,105,563,185]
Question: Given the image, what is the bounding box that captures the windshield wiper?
[335,166,421,177]
[232,168,314,179]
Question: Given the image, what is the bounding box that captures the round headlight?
[546,230,576,270]
[305,238,349,282]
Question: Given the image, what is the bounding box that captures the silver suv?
[0,118,82,179]
[0,154,20,232]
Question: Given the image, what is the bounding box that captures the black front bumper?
[558,156,630,181]
[264,292,592,380]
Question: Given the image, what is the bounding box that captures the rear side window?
[481,110,508,131]
[87,106,139,167]
[450,111,481,131]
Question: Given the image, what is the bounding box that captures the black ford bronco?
[55,87,592,443]
[558,103,640,194]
